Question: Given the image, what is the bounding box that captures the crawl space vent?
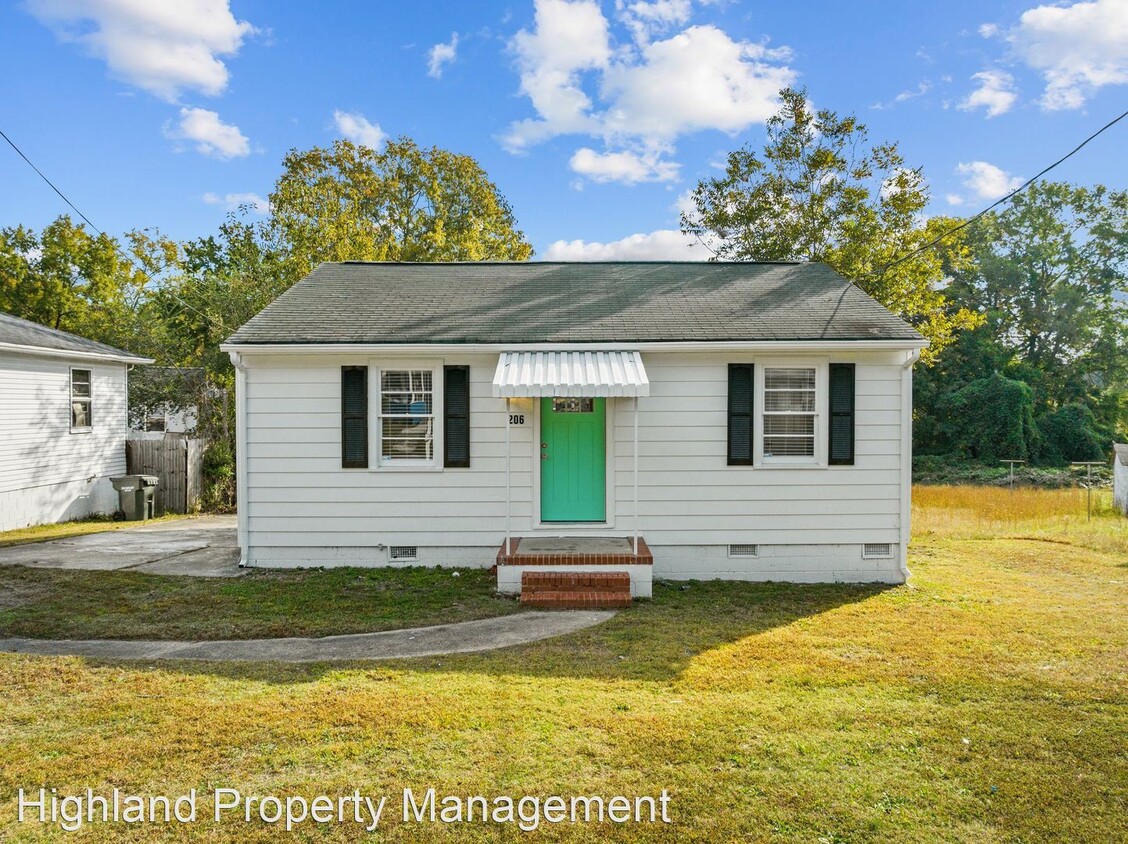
[389,545,418,562]
[728,544,758,557]
[862,543,893,559]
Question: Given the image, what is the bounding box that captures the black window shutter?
[828,363,855,465]
[341,366,368,468]
[444,365,470,468]
[728,364,754,465]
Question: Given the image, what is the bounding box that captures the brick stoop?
[497,537,653,566]
[520,571,632,609]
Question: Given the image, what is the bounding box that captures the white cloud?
[872,80,932,110]
[428,32,459,79]
[202,191,269,214]
[26,0,255,101]
[165,107,250,159]
[957,161,1023,200]
[505,0,612,150]
[1007,0,1128,110]
[958,69,1018,117]
[946,193,965,206]
[617,0,692,44]
[978,23,999,38]
[543,229,707,260]
[569,147,679,183]
[333,110,387,148]
[504,0,795,185]
[601,25,796,141]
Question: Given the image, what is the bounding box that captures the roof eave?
[222,338,929,354]
[0,341,154,365]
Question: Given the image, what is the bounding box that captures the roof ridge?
[330,260,809,266]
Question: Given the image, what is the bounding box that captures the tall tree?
[682,88,978,359]
[269,137,533,278]
[0,216,136,341]
[944,181,1127,413]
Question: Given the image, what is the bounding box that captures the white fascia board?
[0,341,154,365]
[220,339,929,356]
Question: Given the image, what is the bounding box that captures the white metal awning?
[492,350,650,398]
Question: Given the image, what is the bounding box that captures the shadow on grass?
[110,579,892,685]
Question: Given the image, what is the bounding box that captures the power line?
[0,126,231,337]
[883,106,1128,274]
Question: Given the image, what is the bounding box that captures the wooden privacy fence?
[125,437,204,514]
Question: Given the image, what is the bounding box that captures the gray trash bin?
[110,475,159,520]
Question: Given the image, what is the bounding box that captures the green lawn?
[0,566,520,640]
[0,487,1124,842]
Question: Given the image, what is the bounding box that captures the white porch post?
[633,394,639,557]
[505,397,512,556]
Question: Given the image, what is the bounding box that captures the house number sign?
[508,413,526,425]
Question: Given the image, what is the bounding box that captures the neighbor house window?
[379,369,435,463]
[70,368,92,430]
[762,367,816,459]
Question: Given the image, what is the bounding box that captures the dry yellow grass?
[0,487,1124,842]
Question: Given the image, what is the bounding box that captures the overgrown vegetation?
[0,488,1124,841]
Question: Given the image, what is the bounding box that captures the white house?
[0,312,152,531]
[222,262,927,605]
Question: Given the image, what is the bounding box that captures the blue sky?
[1,0,1125,260]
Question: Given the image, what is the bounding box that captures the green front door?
[540,397,606,522]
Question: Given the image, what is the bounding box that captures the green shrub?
[1036,403,1111,465]
[201,438,236,512]
[940,373,1039,463]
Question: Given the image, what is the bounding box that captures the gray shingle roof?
[0,310,152,362]
[225,261,925,345]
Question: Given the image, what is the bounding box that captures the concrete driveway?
[0,516,242,577]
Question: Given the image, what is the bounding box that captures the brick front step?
[520,571,633,608]
[523,571,630,591]
[497,537,653,567]
[520,590,632,609]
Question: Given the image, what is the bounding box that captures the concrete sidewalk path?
[0,610,615,663]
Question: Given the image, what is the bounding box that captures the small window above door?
[552,398,594,413]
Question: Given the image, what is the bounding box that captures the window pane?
[552,398,593,413]
[71,369,91,398]
[765,368,815,390]
[382,417,433,460]
[381,370,433,415]
[71,399,91,428]
[764,414,815,436]
[764,436,814,457]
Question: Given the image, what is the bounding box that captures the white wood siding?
[0,351,129,530]
[239,350,908,579]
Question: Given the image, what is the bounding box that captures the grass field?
[0,486,1124,842]
[0,566,519,640]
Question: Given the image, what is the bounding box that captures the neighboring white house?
[0,312,152,531]
[222,262,927,602]
[1115,444,1127,516]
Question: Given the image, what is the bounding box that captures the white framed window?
[763,367,816,460]
[377,367,437,466]
[750,362,828,467]
[70,368,92,432]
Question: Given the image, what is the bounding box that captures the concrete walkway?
[0,516,241,577]
[0,610,615,663]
